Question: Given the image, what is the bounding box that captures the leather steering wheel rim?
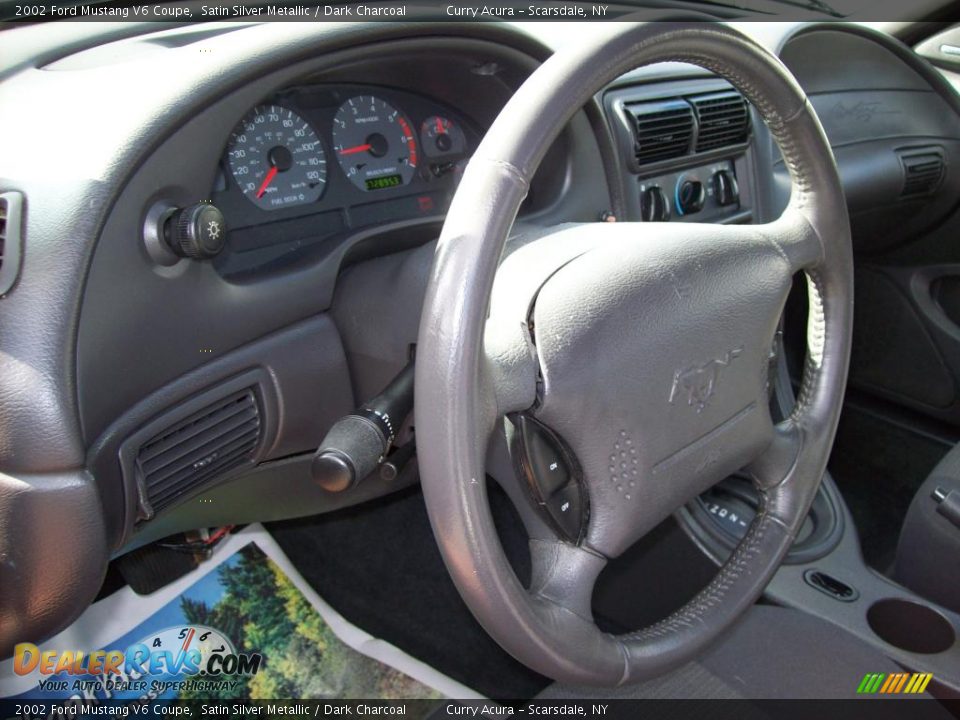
[416,22,852,687]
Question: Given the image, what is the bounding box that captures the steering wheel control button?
[640,185,670,222]
[165,202,226,260]
[511,414,586,542]
[713,168,740,206]
[526,424,571,495]
[547,483,585,542]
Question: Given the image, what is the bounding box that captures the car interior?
[2,9,960,704]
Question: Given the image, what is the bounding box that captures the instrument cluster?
[214,84,476,234]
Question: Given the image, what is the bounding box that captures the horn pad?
[529,223,793,558]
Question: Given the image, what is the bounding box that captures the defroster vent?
[136,388,262,519]
[625,98,695,165]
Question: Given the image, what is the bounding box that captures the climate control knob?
[676,179,706,216]
[713,169,740,207]
[640,186,670,222]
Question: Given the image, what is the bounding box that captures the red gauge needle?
[339,143,372,156]
[435,118,444,133]
[256,166,279,198]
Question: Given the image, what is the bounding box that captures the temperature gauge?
[420,116,466,158]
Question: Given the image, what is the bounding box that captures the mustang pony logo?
[669,347,743,413]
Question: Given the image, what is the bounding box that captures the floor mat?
[0,525,481,704]
[268,485,551,701]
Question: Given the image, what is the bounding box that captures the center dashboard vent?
[691,91,751,153]
[613,87,751,169]
[624,98,695,165]
[135,388,262,519]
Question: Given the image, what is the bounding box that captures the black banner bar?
[2,699,960,720]
[0,0,956,24]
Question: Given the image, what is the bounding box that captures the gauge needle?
[256,166,279,198]
[339,143,372,156]
[436,118,444,133]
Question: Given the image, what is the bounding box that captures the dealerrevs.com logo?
[12,626,262,696]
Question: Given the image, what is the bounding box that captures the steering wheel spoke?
[482,316,539,418]
[528,538,608,621]
[745,420,803,492]
[760,206,826,274]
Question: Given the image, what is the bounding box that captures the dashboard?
[46,23,960,545]
[5,18,960,652]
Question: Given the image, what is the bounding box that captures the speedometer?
[227,104,327,210]
[332,95,418,191]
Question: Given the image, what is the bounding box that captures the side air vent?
[136,388,262,518]
[624,98,695,165]
[0,191,25,297]
[899,149,944,197]
[691,91,751,153]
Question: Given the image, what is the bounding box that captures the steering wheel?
[415,23,852,686]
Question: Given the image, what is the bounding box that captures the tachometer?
[227,104,327,210]
[332,95,418,191]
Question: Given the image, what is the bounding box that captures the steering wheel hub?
[529,223,792,558]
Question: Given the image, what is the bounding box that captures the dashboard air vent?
[624,98,695,165]
[0,192,24,297]
[691,91,751,153]
[899,149,944,197]
[137,388,261,517]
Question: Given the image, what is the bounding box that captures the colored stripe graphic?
[857,672,932,694]
[856,673,885,694]
[893,673,909,693]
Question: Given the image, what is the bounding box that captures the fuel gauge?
[420,116,466,158]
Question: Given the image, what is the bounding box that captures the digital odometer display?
[364,175,403,191]
[332,95,418,192]
[226,104,327,210]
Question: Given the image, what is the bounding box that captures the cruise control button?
[518,415,571,497]
[547,483,584,542]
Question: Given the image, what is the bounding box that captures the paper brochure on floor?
[0,525,484,704]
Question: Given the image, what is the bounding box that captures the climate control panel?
[634,160,745,224]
